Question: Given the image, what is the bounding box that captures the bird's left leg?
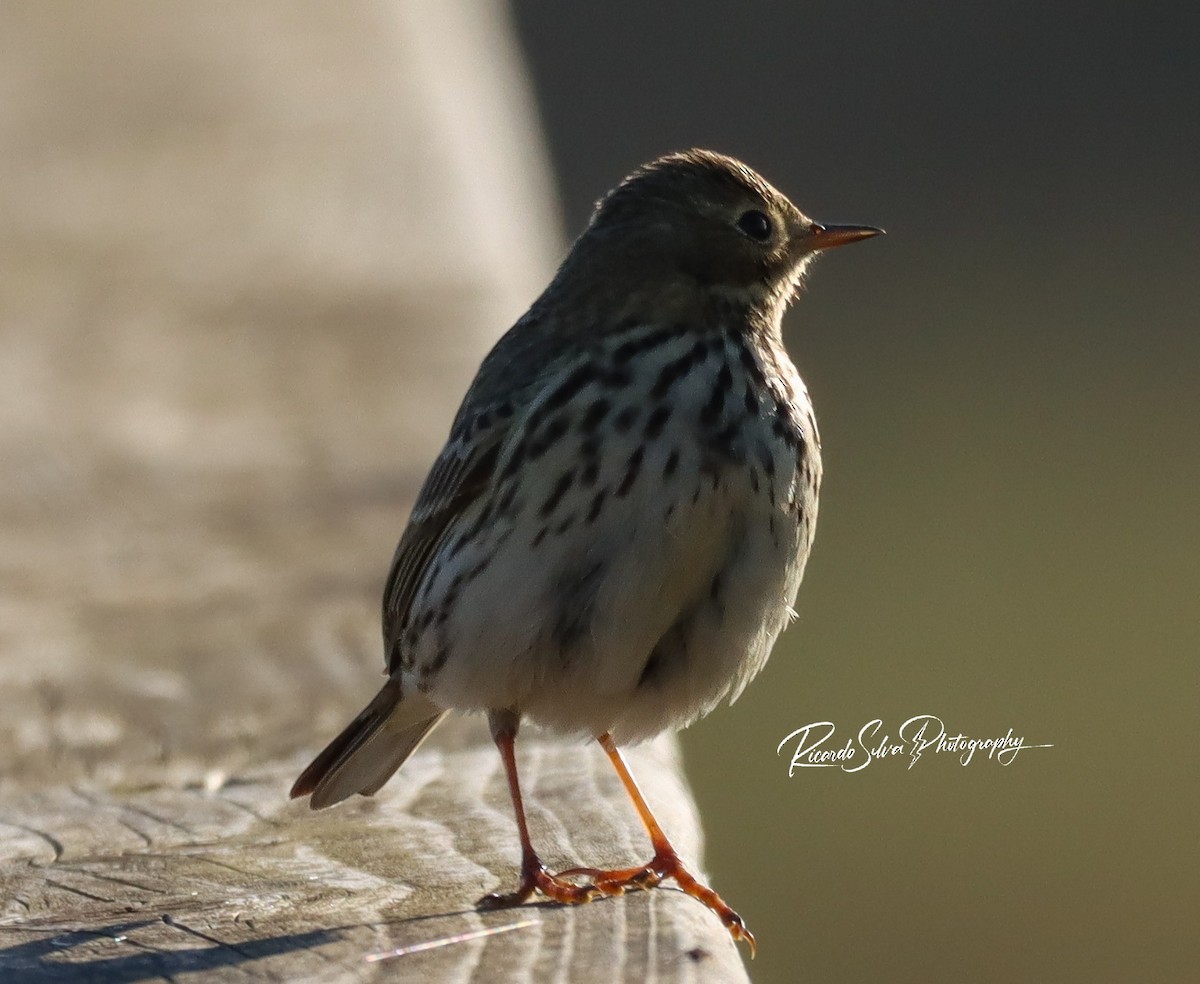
[477,709,601,909]
[555,732,756,954]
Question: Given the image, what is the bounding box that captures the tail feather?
[291,678,446,809]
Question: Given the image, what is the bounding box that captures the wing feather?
[380,318,571,670]
[381,438,500,661]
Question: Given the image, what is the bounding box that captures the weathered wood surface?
[1,735,738,982]
[0,4,748,982]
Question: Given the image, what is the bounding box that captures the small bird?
[291,149,881,953]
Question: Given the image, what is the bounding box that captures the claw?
[724,911,757,958]
[553,852,754,954]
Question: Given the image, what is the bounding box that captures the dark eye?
[736,209,773,242]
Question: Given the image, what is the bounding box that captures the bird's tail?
[290,678,446,809]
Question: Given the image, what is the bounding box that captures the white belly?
[404,331,820,742]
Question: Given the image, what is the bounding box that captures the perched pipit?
[292,149,882,952]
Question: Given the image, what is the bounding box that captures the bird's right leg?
[477,709,601,908]
[556,732,756,953]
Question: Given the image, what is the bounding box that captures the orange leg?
[477,711,600,909]
[556,733,756,955]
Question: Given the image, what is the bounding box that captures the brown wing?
[380,432,502,666]
[380,317,570,672]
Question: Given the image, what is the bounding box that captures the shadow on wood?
[1,731,747,981]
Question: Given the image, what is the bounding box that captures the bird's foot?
[557,850,755,956]
[554,861,665,894]
[478,857,601,909]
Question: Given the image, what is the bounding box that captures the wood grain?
[1,732,746,982]
[0,4,749,981]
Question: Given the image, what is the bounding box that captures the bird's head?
[572,149,881,318]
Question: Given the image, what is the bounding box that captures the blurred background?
[509,2,1200,981]
[2,2,1196,981]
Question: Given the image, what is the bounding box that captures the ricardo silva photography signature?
[777,716,1053,775]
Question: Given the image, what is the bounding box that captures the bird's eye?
[735,209,773,242]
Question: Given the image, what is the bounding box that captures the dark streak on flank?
[708,572,726,620]
[771,416,800,451]
[715,419,741,450]
[603,366,634,389]
[496,484,518,516]
[580,398,611,433]
[614,406,639,433]
[425,645,450,676]
[541,362,598,417]
[528,416,568,459]
[643,405,672,439]
[701,362,733,424]
[736,337,761,379]
[539,469,576,517]
[501,441,526,479]
[586,489,608,524]
[438,572,465,613]
[616,446,645,498]
[650,342,707,399]
[464,553,491,583]
[758,440,776,477]
[451,496,497,558]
